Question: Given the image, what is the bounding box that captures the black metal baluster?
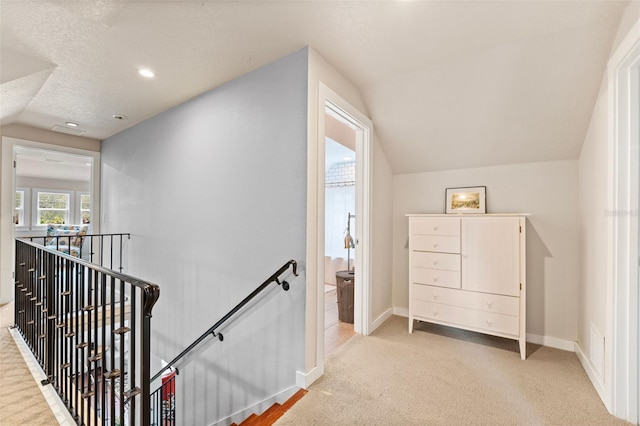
[79,262,87,425]
[110,235,114,271]
[91,268,99,426]
[119,235,123,273]
[71,261,78,415]
[129,285,137,425]
[100,235,104,268]
[119,278,125,424]
[109,274,116,425]
[100,274,108,423]
[58,255,68,408]
[89,235,94,265]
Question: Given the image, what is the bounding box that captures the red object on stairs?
[232,389,308,426]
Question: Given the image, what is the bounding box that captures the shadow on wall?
[526,219,551,338]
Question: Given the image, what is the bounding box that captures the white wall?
[577,73,609,376]
[101,49,308,424]
[371,134,394,323]
[393,160,580,344]
[578,0,640,410]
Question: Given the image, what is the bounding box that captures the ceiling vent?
[51,125,86,136]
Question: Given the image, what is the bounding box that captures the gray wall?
[101,48,308,424]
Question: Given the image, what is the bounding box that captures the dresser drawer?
[413,300,519,336]
[412,217,460,236]
[413,268,460,289]
[413,235,460,253]
[412,284,519,316]
[413,252,460,271]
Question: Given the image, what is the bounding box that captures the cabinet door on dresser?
[461,218,521,297]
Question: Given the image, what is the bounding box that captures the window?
[14,190,24,225]
[37,192,70,225]
[80,193,91,224]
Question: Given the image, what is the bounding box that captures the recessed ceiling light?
[65,121,79,127]
[138,68,155,78]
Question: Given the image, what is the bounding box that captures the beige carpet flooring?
[0,302,59,425]
[276,315,632,426]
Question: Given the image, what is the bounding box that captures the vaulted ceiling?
[0,1,628,174]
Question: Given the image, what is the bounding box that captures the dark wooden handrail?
[150,259,298,382]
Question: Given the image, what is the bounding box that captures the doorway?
[0,137,100,304]
[323,109,357,357]
[13,146,95,236]
[316,82,373,362]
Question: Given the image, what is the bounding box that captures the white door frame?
[311,82,372,375]
[323,98,372,336]
[0,136,101,304]
[607,17,640,423]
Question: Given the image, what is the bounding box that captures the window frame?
[14,187,31,231]
[32,189,74,229]
[77,191,91,227]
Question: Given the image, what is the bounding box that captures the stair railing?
[24,233,131,272]
[151,259,298,383]
[148,259,298,425]
[14,237,160,425]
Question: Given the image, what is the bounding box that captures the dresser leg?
[519,337,526,360]
[409,317,414,333]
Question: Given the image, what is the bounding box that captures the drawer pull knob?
[486,301,492,308]
[433,260,438,265]
[433,311,438,316]
[486,320,492,326]
[433,294,438,300]
[433,226,438,231]
[433,276,438,282]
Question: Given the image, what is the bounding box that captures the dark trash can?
[336,270,355,323]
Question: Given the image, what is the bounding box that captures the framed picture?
[445,186,486,214]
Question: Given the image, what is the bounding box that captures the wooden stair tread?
[279,389,307,411]
[257,403,283,424]
[234,389,307,426]
[237,413,258,426]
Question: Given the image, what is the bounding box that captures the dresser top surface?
[406,213,530,217]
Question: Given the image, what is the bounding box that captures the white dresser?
[407,214,527,359]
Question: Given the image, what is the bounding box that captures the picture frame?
[445,186,486,214]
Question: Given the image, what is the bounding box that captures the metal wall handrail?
[150,259,298,383]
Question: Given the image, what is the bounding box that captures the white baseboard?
[212,385,299,426]
[392,307,409,318]
[296,365,323,389]
[575,342,609,410]
[526,333,575,352]
[370,308,393,333]
[9,327,76,425]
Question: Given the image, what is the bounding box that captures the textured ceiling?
[0,1,628,174]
